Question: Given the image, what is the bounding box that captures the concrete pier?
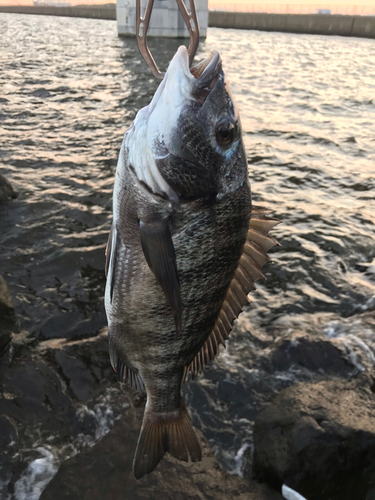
[0,6,374,40]
[209,12,375,39]
[0,4,116,20]
[116,0,208,38]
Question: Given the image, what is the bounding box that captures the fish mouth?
[190,51,221,80]
[190,51,222,105]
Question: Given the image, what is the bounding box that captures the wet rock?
[0,174,18,203]
[261,336,354,377]
[40,329,117,402]
[0,348,74,432]
[183,326,359,477]
[41,406,283,500]
[0,325,12,356]
[0,344,76,497]
[0,275,16,355]
[253,377,375,500]
[0,335,129,498]
[0,415,18,448]
[54,350,102,402]
[0,276,14,314]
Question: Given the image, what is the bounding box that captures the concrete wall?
[1,7,374,40]
[351,15,375,38]
[209,12,375,39]
[0,5,116,20]
[117,0,208,38]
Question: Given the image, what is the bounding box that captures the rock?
[253,377,375,500]
[39,329,117,402]
[0,349,75,431]
[0,336,130,498]
[0,276,14,313]
[0,275,16,355]
[0,173,18,203]
[0,325,12,356]
[41,405,283,500]
[260,335,355,377]
[0,415,18,448]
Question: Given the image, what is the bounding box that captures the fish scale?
[104,46,278,479]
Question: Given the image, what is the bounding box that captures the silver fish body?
[105,46,278,479]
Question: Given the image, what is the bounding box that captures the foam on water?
[13,448,58,500]
[3,388,129,500]
[324,320,375,371]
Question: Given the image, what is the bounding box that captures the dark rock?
[0,415,18,447]
[0,275,16,355]
[41,406,283,500]
[253,377,375,500]
[0,327,12,356]
[0,335,129,497]
[263,336,354,377]
[0,174,18,203]
[0,349,74,432]
[54,350,100,402]
[44,329,117,402]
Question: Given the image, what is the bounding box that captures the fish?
[104,45,279,480]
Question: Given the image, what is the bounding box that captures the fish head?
[128,45,247,201]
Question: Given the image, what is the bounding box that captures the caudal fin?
[133,400,202,480]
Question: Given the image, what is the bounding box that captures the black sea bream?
[104,46,279,479]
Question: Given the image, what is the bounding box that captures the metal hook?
[136,0,200,80]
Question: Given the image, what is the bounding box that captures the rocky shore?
[1,261,374,500]
[0,287,283,499]
[40,417,283,500]
[1,172,374,500]
[254,377,375,500]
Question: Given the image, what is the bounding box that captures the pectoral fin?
[105,223,118,303]
[140,219,182,334]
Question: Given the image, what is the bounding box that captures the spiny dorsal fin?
[109,342,145,392]
[184,206,280,381]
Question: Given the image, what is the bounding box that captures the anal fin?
[184,206,280,381]
[109,342,145,393]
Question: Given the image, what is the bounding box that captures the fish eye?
[215,119,236,147]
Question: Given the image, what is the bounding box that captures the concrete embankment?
[0,4,116,20]
[209,12,375,39]
[0,6,374,39]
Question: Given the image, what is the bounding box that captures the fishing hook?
[136,0,200,79]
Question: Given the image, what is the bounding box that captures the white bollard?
[117,0,208,38]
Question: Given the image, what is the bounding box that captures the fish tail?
[133,399,202,480]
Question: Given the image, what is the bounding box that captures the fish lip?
[191,51,222,89]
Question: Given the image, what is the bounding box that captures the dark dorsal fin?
[184,206,280,381]
[109,341,145,393]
